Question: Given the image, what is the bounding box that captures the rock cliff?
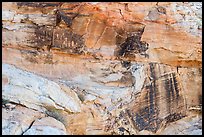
[2,2,202,135]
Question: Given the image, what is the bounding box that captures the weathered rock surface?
[2,2,202,135]
[158,114,202,135]
[23,117,68,135]
[2,63,81,113]
[2,104,45,135]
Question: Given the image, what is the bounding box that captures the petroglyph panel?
[52,28,85,54]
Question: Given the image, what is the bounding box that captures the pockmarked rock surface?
[2,2,202,135]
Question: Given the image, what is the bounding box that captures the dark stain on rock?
[120,71,135,87]
[165,113,185,123]
[133,79,160,133]
[52,29,85,54]
[125,64,187,133]
[156,6,166,14]
[28,26,53,50]
[20,50,54,64]
[27,16,85,55]
[17,2,61,8]
[167,75,175,101]
[199,68,202,73]
[134,105,161,132]
[56,7,89,27]
[121,61,131,69]
[135,113,148,130]
[118,127,126,132]
[172,73,179,100]
[165,73,181,107]
[43,53,54,64]
[147,84,155,111]
[56,9,74,27]
[149,63,158,103]
[20,50,39,63]
[199,95,202,106]
[116,33,126,46]
[149,63,156,80]
[164,72,187,124]
[164,73,173,113]
[115,28,149,58]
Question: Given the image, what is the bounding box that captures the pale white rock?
[97,73,124,83]
[2,10,15,21]
[88,2,100,5]
[170,2,202,37]
[138,130,154,135]
[23,117,68,135]
[147,8,160,21]
[62,74,132,111]
[3,103,16,110]
[158,115,202,135]
[2,105,45,135]
[28,14,56,26]
[131,63,146,93]
[2,22,35,32]
[2,63,81,113]
[13,14,28,23]
[98,46,116,57]
[60,62,145,111]
[84,94,97,103]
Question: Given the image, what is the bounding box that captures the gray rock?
[23,117,68,135]
[2,105,45,135]
[2,63,81,113]
[2,10,15,21]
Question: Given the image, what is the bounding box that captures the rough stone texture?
[2,2,202,135]
[2,105,45,135]
[2,63,81,113]
[158,114,202,135]
[23,117,68,135]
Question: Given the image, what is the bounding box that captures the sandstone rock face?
[158,114,202,135]
[2,2,202,135]
[23,117,68,135]
[2,105,45,135]
[2,63,81,113]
